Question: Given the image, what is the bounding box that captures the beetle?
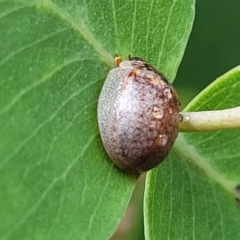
[97,55,180,174]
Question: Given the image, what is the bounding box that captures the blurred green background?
[112,0,240,239]
[175,0,240,108]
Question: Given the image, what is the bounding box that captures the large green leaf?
[0,0,194,239]
[145,67,240,239]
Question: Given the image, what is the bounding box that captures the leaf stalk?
[179,106,240,132]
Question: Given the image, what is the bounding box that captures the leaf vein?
[157,0,177,68]
[0,27,71,67]
[0,58,82,116]
[44,1,113,66]
[0,77,99,169]
[174,135,238,197]
[0,5,28,19]
[82,164,113,239]
[145,0,154,60]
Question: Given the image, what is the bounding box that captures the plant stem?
[179,106,240,132]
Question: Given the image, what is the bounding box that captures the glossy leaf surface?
[0,0,194,239]
[145,67,240,239]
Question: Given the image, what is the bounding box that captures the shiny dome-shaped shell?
[97,58,180,174]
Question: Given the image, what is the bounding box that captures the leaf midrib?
[38,0,114,66]
[174,134,239,198]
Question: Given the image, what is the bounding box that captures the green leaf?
[0,0,194,239]
[145,67,240,239]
